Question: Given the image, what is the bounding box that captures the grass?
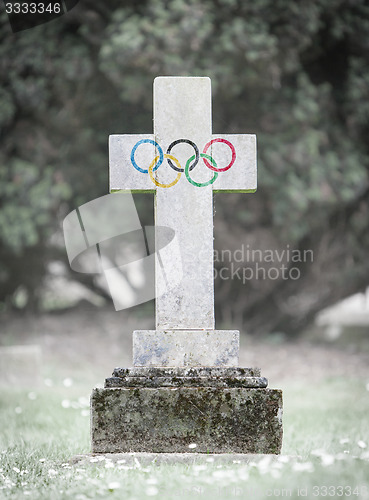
[0,377,369,499]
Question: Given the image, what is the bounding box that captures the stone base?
[133,330,239,367]
[105,366,267,388]
[91,368,283,454]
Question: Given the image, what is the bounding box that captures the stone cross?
[109,77,256,366]
[92,78,282,455]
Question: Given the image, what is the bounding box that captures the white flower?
[272,461,283,470]
[339,438,349,444]
[13,467,20,474]
[188,443,197,449]
[146,477,158,485]
[335,453,349,460]
[271,469,281,479]
[292,462,314,472]
[238,468,249,481]
[146,486,158,496]
[27,392,37,400]
[78,396,89,407]
[212,470,226,478]
[108,482,121,490]
[15,407,22,414]
[358,440,367,449]
[63,378,73,387]
[193,464,207,471]
[61,400,70,409]
[104,462,114,469]
[321,454,335,466]
[48,469,58,477]
[39,459,46,463]
[311,448,325,457]
[256,455,272,473]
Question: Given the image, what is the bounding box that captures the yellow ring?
[148,154,182,188]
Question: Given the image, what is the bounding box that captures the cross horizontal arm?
[211,134,257,193]
[109,134,157,193]
[109,134,257,193]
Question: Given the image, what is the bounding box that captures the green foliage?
[0,160,71,253]
[98,0,369,244]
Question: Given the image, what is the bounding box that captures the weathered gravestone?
[91,77,283,453]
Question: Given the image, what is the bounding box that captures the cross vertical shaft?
[154,77,214,330]
[108,75,257,366]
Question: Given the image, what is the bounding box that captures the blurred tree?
[0,0,368,333]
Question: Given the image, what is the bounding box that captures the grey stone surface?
[211,134,257,193]
[109,134,156,192]
[105,375,268,388]
[133,329,239,367]
[91,387,283,454]
[109,133,257,193]
[113,367,261,377]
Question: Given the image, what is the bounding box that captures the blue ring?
[131,139,163,174]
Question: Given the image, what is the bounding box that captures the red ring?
[202,138,236,172]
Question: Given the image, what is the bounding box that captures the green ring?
[185,154,219,187]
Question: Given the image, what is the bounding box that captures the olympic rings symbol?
[130,138,236,188]
[149,154,182,189]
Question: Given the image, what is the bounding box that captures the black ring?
[166,139,199,172]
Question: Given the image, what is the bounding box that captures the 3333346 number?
[5,2,62,14]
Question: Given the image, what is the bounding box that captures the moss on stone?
[91,387,282,454]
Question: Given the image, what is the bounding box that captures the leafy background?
[0,0,369,335]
